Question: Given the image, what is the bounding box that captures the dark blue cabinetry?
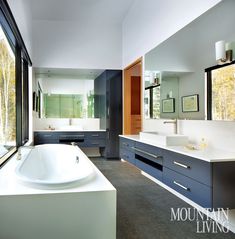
[163,167,212,208]
[119,136,235,209]
[94,70,122,158]
[34,131,106,148]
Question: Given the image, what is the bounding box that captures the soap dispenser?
[199,138,208,149]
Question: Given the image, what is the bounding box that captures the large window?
[0,25,16,160]
[0,0,31,165]
[206,61,235,121]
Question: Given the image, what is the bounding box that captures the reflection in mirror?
[144,0,235,121]
[35,68,104,118]
[206,61,235,121]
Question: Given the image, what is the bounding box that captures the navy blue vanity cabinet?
[119,137,135,165]
[133,142,163,181]
[86,131,106,147]
[34,131,106,148]
[163,167,212,208]
[162,149,212,208]
[34,132,59,145]
[94,70,122,158]
[163,150,212,186]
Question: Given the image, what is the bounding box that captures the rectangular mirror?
[144,0,235,120]
[35,68,104,119]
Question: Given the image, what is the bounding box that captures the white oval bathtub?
[15,144,94,189]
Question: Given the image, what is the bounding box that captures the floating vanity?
[34,130,106,147]
[119,135,235,209]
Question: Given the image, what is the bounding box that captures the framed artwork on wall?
[162,98,175,113]
[182,94,199,112]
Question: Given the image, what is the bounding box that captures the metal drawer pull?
[91,134,99,137]
[173,161,190,169]
[173,181,189,191]
[43,135,52,137]
[77,134,85,137]
[131,147,162,159]
[123,142,129,146]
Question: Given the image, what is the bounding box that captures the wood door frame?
[123,57,143,134]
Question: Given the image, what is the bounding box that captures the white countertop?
[120,135,235,163]
[34,129,106,132]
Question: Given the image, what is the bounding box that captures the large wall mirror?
[35,68,104,118]
[144,0,235,120]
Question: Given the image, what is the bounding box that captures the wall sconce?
[215,40,233,64]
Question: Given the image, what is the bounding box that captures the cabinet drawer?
[34,133,59,144]
[120,148,135,165]
[119,137,135,151]
[133,142,163,165]
[86,132,106,139]
[135,158,162,181]
[163,150,211,186]
[163,167,212,208]
[86,139,106,147]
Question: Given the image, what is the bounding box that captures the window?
[0,25,16,162]
[206,61,235,120]
[0,0,32,166]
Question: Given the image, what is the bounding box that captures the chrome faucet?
[69,118,72,126]
[17,146,34,160]
[163,119,178,134]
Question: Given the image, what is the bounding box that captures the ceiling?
[30,0,135,24]
[35,68,104,80]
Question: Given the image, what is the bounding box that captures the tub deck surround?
[119,135,235,209]
[120,135,235,162]
[0,146,116,239]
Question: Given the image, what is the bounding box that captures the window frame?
[205,60,235,120]
[0,0,32,166]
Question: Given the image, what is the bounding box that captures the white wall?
[38,78,94,94]
[122,0,221,67]
[7,0,33,58]
[32,20,122,69]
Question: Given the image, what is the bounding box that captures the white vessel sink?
[139,131,188,146]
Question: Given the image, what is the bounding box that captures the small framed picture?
[182,94,199,112]
[162,98,175,113]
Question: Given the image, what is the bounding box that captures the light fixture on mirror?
[215,40,233,64]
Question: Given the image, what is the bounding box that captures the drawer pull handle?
[173,181,189,191]
[173,161,190,169]
[131,147,162,159]
[92,134,99,137]
[43,135,51,137]
[123,142,129,147]
[77,135,85,137]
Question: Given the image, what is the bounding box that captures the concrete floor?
[91,158,235,239]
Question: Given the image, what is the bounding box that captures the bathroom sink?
[57,125,83,131]
[139,131,188,146]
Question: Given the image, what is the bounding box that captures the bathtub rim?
[15,144,95,189]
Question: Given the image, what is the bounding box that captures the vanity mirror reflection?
[144,0,235,121]
[35,68,104,119]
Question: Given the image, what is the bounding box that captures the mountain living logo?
[170,207,230,233]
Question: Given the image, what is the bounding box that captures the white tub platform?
[0,147,116,239]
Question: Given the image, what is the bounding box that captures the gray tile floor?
[91,158,235,239]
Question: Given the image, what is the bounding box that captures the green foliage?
[212,64,235,120]
[0,39,16,145]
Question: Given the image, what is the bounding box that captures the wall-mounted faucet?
[17,146,34,160]
[69,118,72,126]
[163,119,178,134]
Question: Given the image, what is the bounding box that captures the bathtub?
[15,144,94,189]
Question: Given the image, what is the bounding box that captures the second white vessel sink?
[139,131,188,146]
